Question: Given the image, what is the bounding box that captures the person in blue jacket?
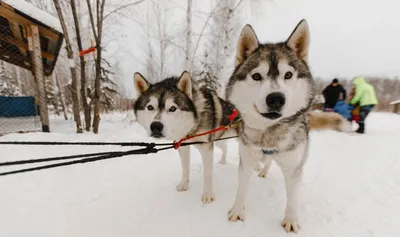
[333,92,351,121]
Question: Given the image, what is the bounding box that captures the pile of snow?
[3,0,62,33]
[0,112,399,237]
[313,94,325,104]
[389,99,400,105]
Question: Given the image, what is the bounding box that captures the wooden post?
[28,25,50,132]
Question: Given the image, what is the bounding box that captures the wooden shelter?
[0,0,64,132]
[390,100,400,114]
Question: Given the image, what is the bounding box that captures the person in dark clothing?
[322,78,347,111]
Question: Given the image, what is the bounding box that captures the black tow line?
[0,136,237,177]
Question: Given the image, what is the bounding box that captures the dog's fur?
[259,96,353,176]
[254,110,352,178]
[224,19,314,233]
[308,111,352,132]
[133,71,237,204]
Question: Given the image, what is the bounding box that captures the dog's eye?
[251,73,262,81]
[147,105,154,111]
[284,72,293,80]
[169,106,177,112]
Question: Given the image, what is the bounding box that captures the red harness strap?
[79,47,96,56]
[173,109,240,150]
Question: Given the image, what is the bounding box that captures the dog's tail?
[308,111,353,132]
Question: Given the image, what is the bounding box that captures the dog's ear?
[134,72,151,96]
[286,19,310,63]
[177,71,193,100]
[235,24,259,67]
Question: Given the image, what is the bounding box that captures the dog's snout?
[266,92,286,110]
[150,121,164,133]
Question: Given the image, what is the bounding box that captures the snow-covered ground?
[0,112,399,237]
[0,116,41,136]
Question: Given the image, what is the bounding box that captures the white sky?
[243,0,400,79]
[111,0,400,96]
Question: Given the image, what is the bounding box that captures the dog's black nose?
[150,122,164,134]
[266,92,286,110]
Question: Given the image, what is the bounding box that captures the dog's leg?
[228,144,260,221]
[176,145,190,191]
[254,156,266,172]
[258,155,272,178]
[274,143,307,233]
[196,143,215,204]
[215,140,227,164]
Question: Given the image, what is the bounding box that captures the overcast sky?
[112,0,400,96]
[244,0,400,79]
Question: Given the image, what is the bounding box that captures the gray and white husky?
[133,71,237,204]
[225,19,314,233]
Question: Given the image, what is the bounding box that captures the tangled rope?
[0,136,237,177]
[0,109,241,177]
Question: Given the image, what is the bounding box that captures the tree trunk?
[70,0,91,131]
[52,74,60,116]
[92,48,102,133]
[16,67,22,96]
[55,72,68,120]
[53,0,83,133]
[86,0,105,134]
[184,0,192,71]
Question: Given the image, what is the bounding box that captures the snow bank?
[0,112,399,237]
[3,0,62,33]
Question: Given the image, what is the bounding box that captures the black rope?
[0,151,119,166]
[0,143,166,177]
[0,136,237,147]
[0,136,238,177]
[0,141,171,146]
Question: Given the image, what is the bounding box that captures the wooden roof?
[390,100,400,105]
[0,1,64,76]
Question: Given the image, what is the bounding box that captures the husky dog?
[225,19,314,233]
[308,110,352,132]
[133,71,237,204]
[255,111,353,178]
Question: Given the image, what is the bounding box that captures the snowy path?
[0,112,399,237]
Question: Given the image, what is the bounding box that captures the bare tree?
[70,0,91,131]
[184,0,193,71]
[134,1,181,82]
[53,0,83,133]
[55,71,68,120]
[85,0,105,134]
[152,0,168,78]
[214,0,244,95]
[190,0,244,96]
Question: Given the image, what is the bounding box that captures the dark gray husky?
[134,71,237,204]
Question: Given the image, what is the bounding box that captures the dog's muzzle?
[260,112,282,120]
[150,121,164,138]
[261,92,286,120]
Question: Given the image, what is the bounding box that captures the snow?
[313,94,325,104]
[0,116,41,135]
[0,112,399,237]
[3,0,62,33]
[389,99,400,105]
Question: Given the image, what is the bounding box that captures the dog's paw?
[201,191,215,204]
[228,206,245,222]
[176,181,189,192]
[254,163,263,172]
[258,170,267,178]
[218,159,226,164]
[281,216,300,233]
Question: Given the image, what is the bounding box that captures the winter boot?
[356,123,365,134]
